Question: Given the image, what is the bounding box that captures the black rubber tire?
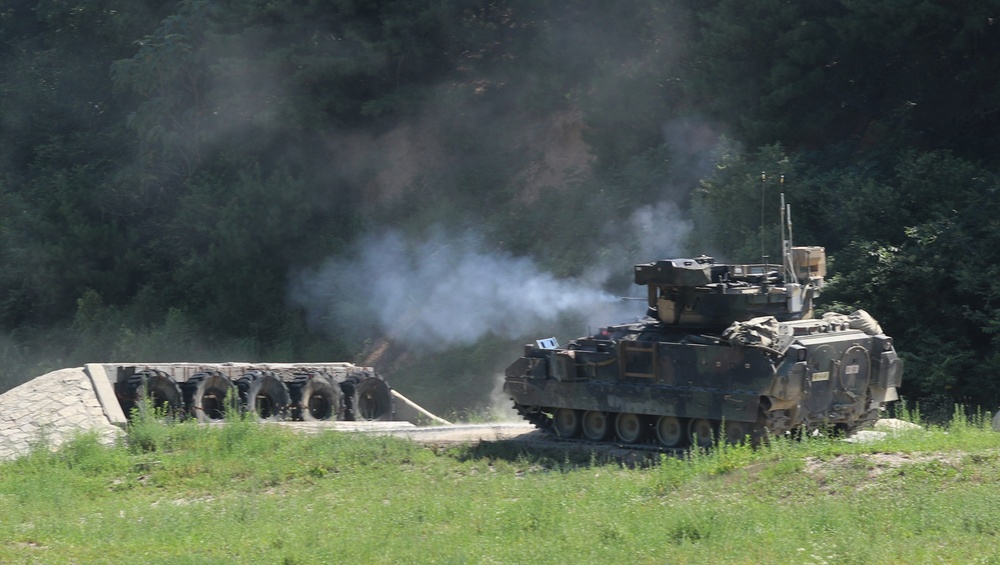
[236,371,290,421]
[122,369,183,419]
[341,373,393,421]
[287,372,342,421]
[181,371,238,423]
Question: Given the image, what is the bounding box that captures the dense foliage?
[2,0,999,416]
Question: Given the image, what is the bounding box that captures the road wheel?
[581,411,610,441]
[688,418,716,448]
[655,416,685,448]
[615,412,644,443]
[723,420,750,446]
[552,408,581,438]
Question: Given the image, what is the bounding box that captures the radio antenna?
[760,171,767,267]
[780,176,796,282]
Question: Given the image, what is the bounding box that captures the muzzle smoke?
[290,229,649,350]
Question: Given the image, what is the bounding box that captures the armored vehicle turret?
[503,245,902,447]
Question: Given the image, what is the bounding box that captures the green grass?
[2,411,1000,564]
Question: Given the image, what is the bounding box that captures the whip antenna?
[760,171,767,267]
[781,175,796,282]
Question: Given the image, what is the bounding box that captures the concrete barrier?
[0,367,123,461]
[0,363,450,462]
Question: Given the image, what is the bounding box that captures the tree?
[685,0,1000,158]
[824,152,1000,415]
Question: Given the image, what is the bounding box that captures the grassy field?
[2,409,1000,564]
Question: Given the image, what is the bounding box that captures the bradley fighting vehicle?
[503,232,902,447]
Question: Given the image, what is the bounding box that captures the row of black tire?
[117,369,393,422]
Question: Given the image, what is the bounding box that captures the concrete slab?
[85,363,127,425]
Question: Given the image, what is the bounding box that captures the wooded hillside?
[2,0,999,418]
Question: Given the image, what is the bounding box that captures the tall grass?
[1,410,999,564]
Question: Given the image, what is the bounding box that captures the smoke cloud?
[628,201,694,265]
[289,228,656,351]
